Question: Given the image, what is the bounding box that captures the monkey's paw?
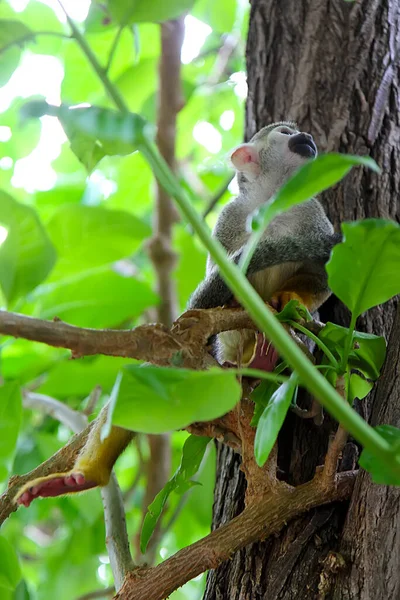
[270,291,309,311]
[15,472,97,507]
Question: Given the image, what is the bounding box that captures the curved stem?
[56,0,128,113]
[341,313,357,373]
[289,320,339,367]
[139,140,394,470]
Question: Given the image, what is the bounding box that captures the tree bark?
[204,1,400,598]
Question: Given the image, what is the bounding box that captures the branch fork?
[0,308,355,600]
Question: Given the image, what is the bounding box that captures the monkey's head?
[230,121,317,201]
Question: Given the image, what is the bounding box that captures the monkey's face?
[230,122,317,190]
[257,123,317,176]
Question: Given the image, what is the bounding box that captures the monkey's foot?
[271,290,313,311]
[15,472,97,507]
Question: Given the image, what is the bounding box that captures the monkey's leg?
[270,271,330,313]
[15,408,134,507]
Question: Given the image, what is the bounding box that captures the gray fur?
[189,122,339,313]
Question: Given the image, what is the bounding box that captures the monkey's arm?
[15,407,134,507]
[189,233,341,310]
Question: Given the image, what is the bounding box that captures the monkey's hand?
[14,419,134,508]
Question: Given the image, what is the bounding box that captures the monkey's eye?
[278,127,293,135]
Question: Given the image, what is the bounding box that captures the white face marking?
[233,123,317,208]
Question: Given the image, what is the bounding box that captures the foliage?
[140,435,210,553]
[0,1,246,598]
[1,0,400,599]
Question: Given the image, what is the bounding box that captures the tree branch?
[0,308,258,366]
[101,473,135,590]
[23,391,87,432]
[115,471,356,600]
[138,18,185,565]
[0,311,182,362]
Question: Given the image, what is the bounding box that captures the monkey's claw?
[15,472,97,507]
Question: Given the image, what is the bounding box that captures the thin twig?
[101,473,135,590]
[56,0,128,113]
[105,2,140,74]
[23,391,87,432]
[83,385,103,416]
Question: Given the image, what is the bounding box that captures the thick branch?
[0,311,181,362]
[0,308,258,366]
[115,472,356,600]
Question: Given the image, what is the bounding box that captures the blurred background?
[0,0,249,598]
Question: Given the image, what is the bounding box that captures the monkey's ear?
[230,144,261,177]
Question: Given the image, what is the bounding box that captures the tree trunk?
[204,1,400,598]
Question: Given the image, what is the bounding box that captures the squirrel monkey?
[15,122,339,507]
[189,121,339,367]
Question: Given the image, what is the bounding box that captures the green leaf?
[0,191,56,305]
[0,19,33,50]
[250,380,280,426]
[327,219,400,317]
[21,102,151,170]
[0,537,21,591]
[241,154,379,272]
[0,383,22,482]
[14,579,31,600]
[30,267,158,328]
[254,375,298,466]
[348,373,373,403]
[174,226,207,310]
[46,205,151,278]
[319,322,386,380]
[38,356,136,398]
[140,435,210,553]
[0,20,32,85]
[359,425,400,485]
[0,98,41,160]
[112,365,241,433]
[108,0,196,24]
[114,58,158,114]
[193,0,237,32]
[253,154,379,230]
[275,299,312,323]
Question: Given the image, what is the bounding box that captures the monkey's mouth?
[289,133,317,158]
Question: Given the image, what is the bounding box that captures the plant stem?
[140,140,393,466]
[235,369,288,383]
[289,320,338,367]
[56,0,128,114]
[341,313,357,373]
